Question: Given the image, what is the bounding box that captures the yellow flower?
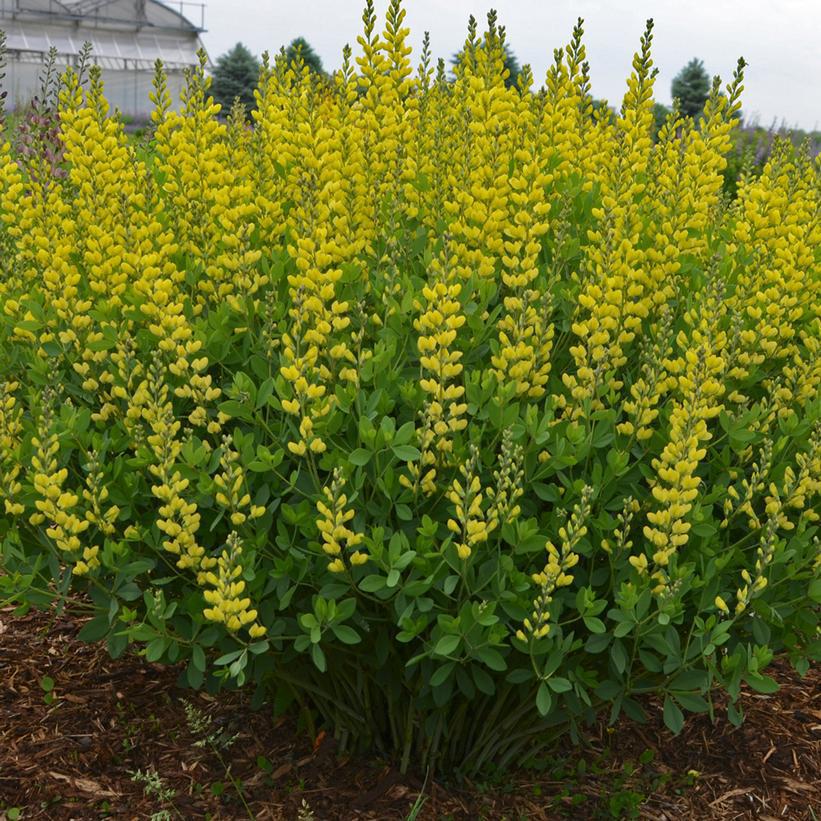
[202,532,265,636]
[446,446,496,561]
[519,487,592,641]
[316,469,367,573]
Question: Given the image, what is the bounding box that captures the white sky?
[199,0,821,130]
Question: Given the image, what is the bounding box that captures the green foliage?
[671,58,710,119]
[210,42,260,115]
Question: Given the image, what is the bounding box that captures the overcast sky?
[198,0,820,130]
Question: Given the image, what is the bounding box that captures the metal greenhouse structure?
[0,0,206,119]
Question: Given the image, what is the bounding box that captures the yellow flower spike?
[446,445,494,562]
[487,429,525,529]
[518,487,593,641]
[201,532,264,636]
[316,468,367,573]
[641,278,728,592]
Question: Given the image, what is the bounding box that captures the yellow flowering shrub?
[0,6,819,775]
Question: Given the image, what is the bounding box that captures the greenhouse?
[0,0,205,119]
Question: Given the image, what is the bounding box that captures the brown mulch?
[0,603,818,820]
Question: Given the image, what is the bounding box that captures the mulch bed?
[1,603,818,820]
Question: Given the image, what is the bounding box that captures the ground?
[1,603,818,820]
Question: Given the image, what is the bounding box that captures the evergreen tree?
[671,58,711,119]
[210,42,260,114]
[285,37,325,76]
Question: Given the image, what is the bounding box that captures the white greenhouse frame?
[1,0,207,120]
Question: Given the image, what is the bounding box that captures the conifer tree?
[210,42,260,114]
[671,58,711,119]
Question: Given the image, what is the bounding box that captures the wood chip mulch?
[0,603,818,820]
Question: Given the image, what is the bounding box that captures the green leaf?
[192,644,206,672]
[745,672,779,694]
[584,616,606,634]
[596,679,622,700]
[256,378,275,409]
[474,646,507,671]
[434,635,460,657]
[299,613,318,629]
[472,666,495,695]
[214,649,242,666]
[751,618,770,645]
[77,616,110,643]
[186,661,204,689]
[606,449,629,476]
[394,421,416,445]
[335,598,357,621]
[108,633,128,659]
[218,399,251,421]
[547,676,572,693]
[359,575,386,593]
[392,445,421,462]
[585,633,611,653]
[395,503,413,521]
[311,643,326,672]
[331,625,361,645]
[145,638,166,663]
[533,483,561,503]
[429,662,455,688]
[663,696,684,734]
[610,640,628,675]
[691,521,717,539]
[670,670,709,691]
[349,448,373,466]
[675,693,710,713]
[729,427,757,449]
[536,682,553,716]
[506,668,534,684]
